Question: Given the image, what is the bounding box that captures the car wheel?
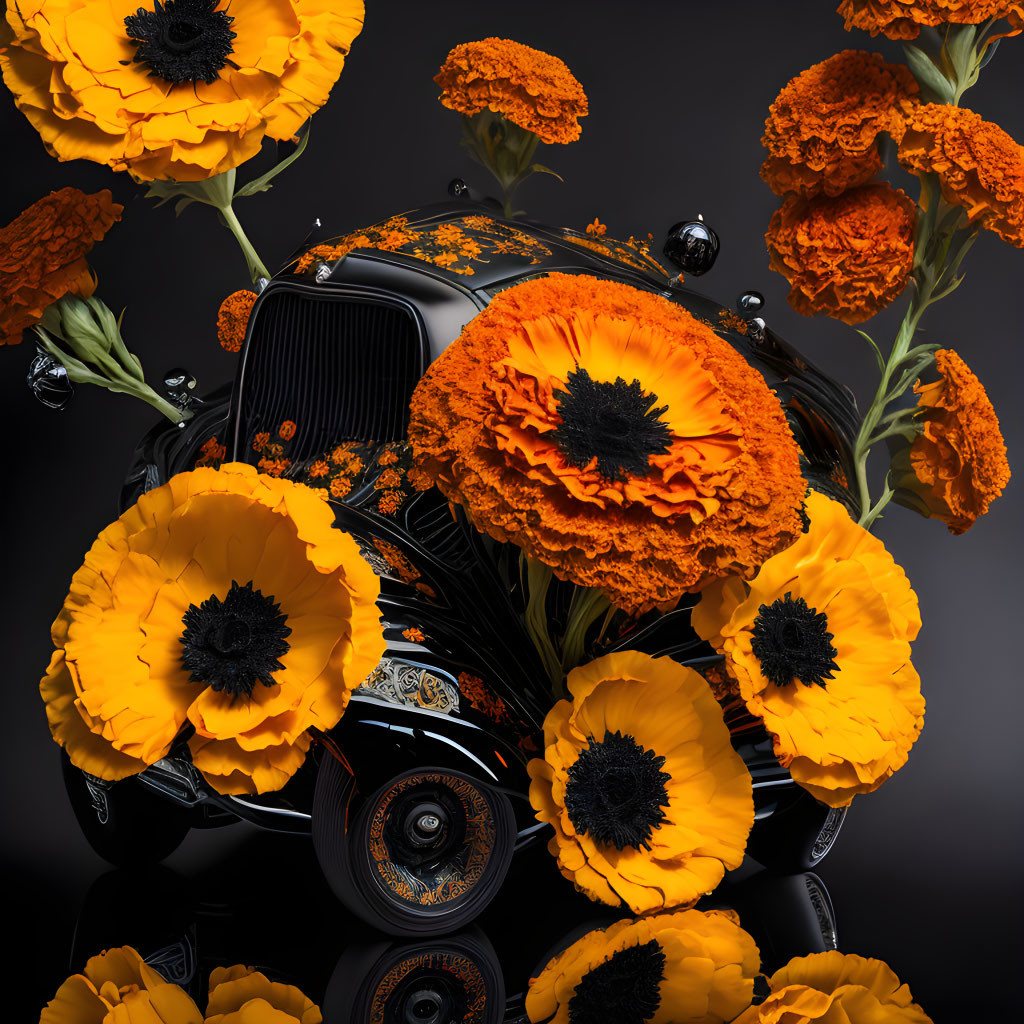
[313,758,515,936]
[61,750,192,866]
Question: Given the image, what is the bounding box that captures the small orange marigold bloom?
[329,475,354,498]
[216,290,258,353]
[278,421,297,441]
[766,182,917,325]
[195,436,226,467]
[761,51,919,198]
[377,449,400,465]
[586,218,607,236]
[377,490,404,515]
[257,457,290,477]
[898,103,1024,248]
[406,465,435,492]
[375,468,403,489]
[837,0,1023,40]
[435,37,588,145]
[0,187,122,346]
[252,432,270,452]
[308,460,329,478]
[894,349,1010,534]
[402,627,426,643]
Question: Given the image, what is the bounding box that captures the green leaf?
[528,163,564,182]
[235,121,311,199]
[903,44,956,103]
[856,330,886,373]
[945,24,978,78]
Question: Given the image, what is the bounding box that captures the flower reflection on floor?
[33,830,930,1024]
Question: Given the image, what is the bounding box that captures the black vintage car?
[62,193,860,937]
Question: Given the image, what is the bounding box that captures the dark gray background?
[2,0,1021,1017]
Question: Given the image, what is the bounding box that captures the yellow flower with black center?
[733,951,932,1024]
[0,0,364,181]
[526,909,760,1024]
[693,490,924,808]
[528,651,754,915]
[40,463,383,795]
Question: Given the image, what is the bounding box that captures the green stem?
[560,586,612,674]
[522,556,566,697]
[220,201,271,283]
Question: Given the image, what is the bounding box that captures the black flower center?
[180,580,291,697]
[750,592,839,688]
[551,367,673,482]
[564,731,670,850]
[568,939,666,1024]
[124,0,236,86]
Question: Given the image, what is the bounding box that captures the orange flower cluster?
[837,0,1024,40]
[761,51,919,198]
[409,273,805,613]
[1,0,365,181]
[766,182,917,324]
[457,671,515,728]
[896,349,1010,533]
[195,436,227,468]
[0,187,121,346]
[216,290,258,353]
[898,104,1024,247]
[434,37,588,145]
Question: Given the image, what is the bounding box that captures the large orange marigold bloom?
[761,50,919,198]
[894,348,1010,533]
[40,946,204,1024]
[40,463,383,795]
[733,951,932,1024]
[205,964,322,1023]
[526,909,760,1024]
[434,37,588,144]
[0,0,364,181]
[898,103,1024,247]
[766,182,917,324]
[838,0,1023,40]
[693,491,924,808]
[0,187,121,346]
[527,651,754,914]
[408,274,805,613]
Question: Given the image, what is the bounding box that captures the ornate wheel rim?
[369,950,489,1024]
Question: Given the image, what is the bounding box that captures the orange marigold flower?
[308,459,329,479]
[377,449,400,465]
[406,465,435,492]
[409,273,805,614]
[734,951,932,1024]
[837,0,1023,40]
[373,538,421,584]
[252,432,270,452]
[377,490,404,515]
[329,475,354,498]
[898,103,1024,247]
[435,37,588,145]
[0,0,365,181]
[216,289,257,354]
[457,672,514,727]
[766,182,917,325]
[586,218,607,236]
[278,421,297,441]
[402,627,426,643]
[761,50,919,198]
[0,187,121,346]
[195,436,226,468]
[257,457,290,477]
[893,349,1010,533]
[374,467,403,489]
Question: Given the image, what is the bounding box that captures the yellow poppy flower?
[526,908,760,1024]
[39,946,203,1024]
[733,951,932,1024]
[40,463,383,795]
[0,0,364,181]
[528,651,754,915]
[692,490,924,808]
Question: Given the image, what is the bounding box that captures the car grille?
[234,288,425,461]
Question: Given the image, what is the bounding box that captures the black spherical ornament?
[27,348,74,411]
[737,291,765,317]
[663,218,720,276]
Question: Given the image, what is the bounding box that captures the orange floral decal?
[0,187,121,346]
[402,627,425,643]
[408,273,804,613]
[898,103,1024,247]
[278,421,297,441]
[761,50,919,198]
[217,290,258,353]
[0,0,365,181]
[894,349,1010,533]
[766,182,917,324]
[434,37,587,145]
[586,218,606,236]
[837,0,1023,40]
[195,436,227,468]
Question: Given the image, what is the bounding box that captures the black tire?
[61,750,192,866]
[747,788,848,872]
[323,929,504,1024]
[313,758,515,936]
